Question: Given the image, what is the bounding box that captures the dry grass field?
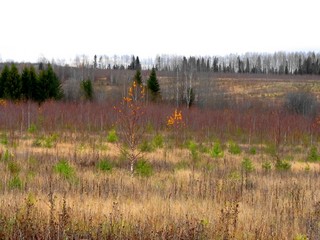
[214,75,320,101]
[0,129,320,239]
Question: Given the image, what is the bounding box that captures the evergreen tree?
[147,67,160,101]
[196,58,200,72]
[21,67,30,99]
[29,66,38,101]
[0,65,10,98]
[4,64,21,100]
[46,64,63,99]
[206,59,210,71]
[298,57,303,74]
[38,67,50,102]
[38,62,44,71]
[213,57,219,72]
[285,61,289,75]
[256,56,262,73]
[128,55,135,70]
[21,66,38,100]
[93,55,97,69]
[245,58,250,73]
[135,56,141,70]
[237,56,242,73]
[133,69,142,85]
[80,79,93,101]
[37,64,63,103]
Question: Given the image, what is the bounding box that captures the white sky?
[0,0,319,63]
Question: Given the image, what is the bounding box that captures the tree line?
[0,63,63,103]
[155,52,320,75]
[77,52,320,75]
[0,61,161,104]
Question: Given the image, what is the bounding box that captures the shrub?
[228,141,241,155]
[54,160,75,180]
[27,124,37,134]
[284,91,317,116]
[307,146,320,162]
[199,143,210,154]
[0,133,8,145]
[139,140,154,152]
[32,134,58,148]
[152,134,164,148]
[249,147,256,155]
[2,149,12,162]
[228,171,241,181]
[187,140,199,161]
[8,175,23,190]
[106,129,118,143]
[44,134,58,148]
[304,163,311,172]
[175,160,190,170]
[262,161,272,171]
[80,79,93,101]
[275,160,291,171]
[96,159,113,172]
[32,137,42,147]
[211,141,224,158]
[135,160,153,177]
[241,158,254,173]
[8,161,21,175]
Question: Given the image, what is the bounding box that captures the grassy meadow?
[1,75,320,239]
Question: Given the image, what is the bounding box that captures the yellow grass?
[0,130,320,239]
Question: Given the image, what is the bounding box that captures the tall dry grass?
[0,126,320,239]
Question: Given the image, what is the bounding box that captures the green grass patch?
[96,159,113,172]
[211,141,224,158]
[7,161,21,175]
[275,160,291,171]
[135,160,153,177]
[8,175,23,190]
[262,161,272,171]
[27,124,37,134]
[175,160,190,170]
[241,158,255,173]
[139,140,154,152]
[106,129,118,143]
[32,134,58,148]
[54,159,76,180]
[152,134,164,149]
[307,146,320,162]
[249,147,256,155]
[187,140,199,161]
[0,133,8,145]
[1,149,13,162]
[228,141,241,155]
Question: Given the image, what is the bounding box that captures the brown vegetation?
[1,75,320,239]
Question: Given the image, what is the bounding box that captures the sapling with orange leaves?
[167,108,186,144]
[114,80,146,174]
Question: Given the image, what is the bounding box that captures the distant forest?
[1,51,320,107]
[70,51,320,75]
[1,51,320,75]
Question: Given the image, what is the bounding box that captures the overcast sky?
[0,0,319,63]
